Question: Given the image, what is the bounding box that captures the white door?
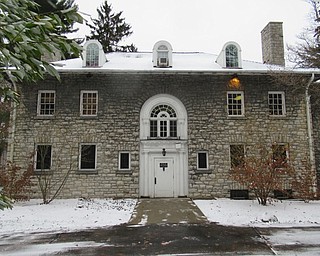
[154,158,174,197]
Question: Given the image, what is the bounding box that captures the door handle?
[155,177,157,184]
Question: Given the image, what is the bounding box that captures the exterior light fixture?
[162,148,166,156]
[228,74,241,89]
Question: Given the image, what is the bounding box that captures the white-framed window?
[35,144,52,170]
[80,90,98,116]
[227,91,244,116]
[268,91,286,116]
[86,43,99,67]
[230,144,245,168]
[79,144,97,170]
[197,151,208,170]
[157,45,169,67]
[226,44,239,68]
[37,90,55,116]
[149,104,177,139]
[216,41,242,68]
[119,152,130,171]
[82,40,106,68]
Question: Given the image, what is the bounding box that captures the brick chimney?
[261,22,285,66]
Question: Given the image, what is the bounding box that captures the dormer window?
[86,43,99,67]
[216,41,242,69]
[82,40,106,68]
[226,44,239,67]
[153,40,173,68]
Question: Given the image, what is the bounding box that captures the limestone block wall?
[8,72,310,199]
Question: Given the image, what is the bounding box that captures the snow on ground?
[194,199,320,227]
[1,198,320,236]
[0,198,136,235]
[1,198,320,255]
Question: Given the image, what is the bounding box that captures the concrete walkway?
[129,198,208,225]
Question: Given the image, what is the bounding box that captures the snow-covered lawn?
[194,198,320,227]
[1,198,320,236]
[0,198,137,235]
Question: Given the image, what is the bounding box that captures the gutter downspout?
[305,73,316,190]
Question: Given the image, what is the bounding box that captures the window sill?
[147,137,181,140]
[77,170,98,175]
[35,115,55,120]
[269,115,288,119]
[195,169,212,174]
[117,170,132,175]
[227,116,246,120]
[34,170,53,175]
[80,115,98,119]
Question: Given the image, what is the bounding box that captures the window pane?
[226,44,239,67]
[230,145,244,168]
[81,92,98,116]
[120,153,129,170]
[227,92,243,116]
[80,145,96,169]
[86,43,99,67]
[272,144,287,162]
[170,120,177,137]
[36,145,52,169]
[39,92,55,115]
[269,92,284,115]
[160,120,167,138]
[198,152,208,169]
[150,120,157,138]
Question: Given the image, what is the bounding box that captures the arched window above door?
[140,94,187,140]
[150,104,177,138]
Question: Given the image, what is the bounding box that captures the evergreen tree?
[87,1,137,53]
[32,0,79,35]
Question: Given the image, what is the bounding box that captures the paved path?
[129,198,208,225]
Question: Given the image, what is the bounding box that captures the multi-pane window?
[149,104,177,139]
[230,145,245,168]
[37,91,55,116]
[86,43,99,67]
[80,144,96,170]
[227,91,244,116]
[269,92,285,116]
[197,151,208,170]
[80,91,98,116]
[36,145,52,170]
[272,144,288,162]
[226,44,239,68]
[119,152,130,171]
[157,45,169,67]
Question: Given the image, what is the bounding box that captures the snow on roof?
[53,52,318,74]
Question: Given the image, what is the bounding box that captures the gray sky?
[73,0,311,62]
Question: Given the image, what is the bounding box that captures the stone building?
[7,22,320,199]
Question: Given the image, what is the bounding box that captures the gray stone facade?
[8,71,313,199]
